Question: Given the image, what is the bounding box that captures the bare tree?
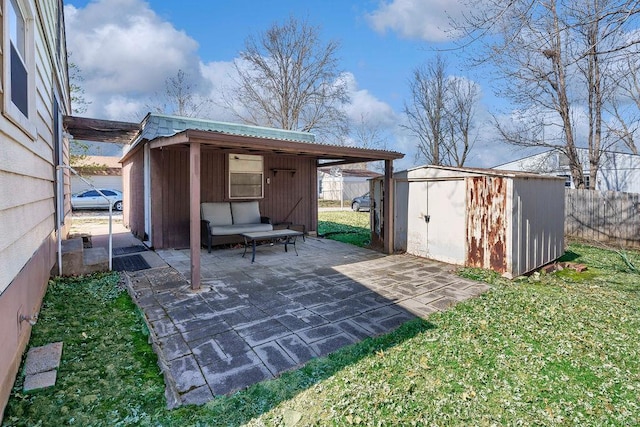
[443,77,480,167]
[457,0,640,189]
[403,56,447,165]
[146,69,211,117]
[68,56,92,166]
[226,16,349,142]
[351,113,390,172]
[608,54,640,155]
[69,56,90,115]
[402,56,479,166]
[352,113,388,150]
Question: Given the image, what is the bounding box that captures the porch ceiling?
[63,116,141,144]
[145,129,404,166]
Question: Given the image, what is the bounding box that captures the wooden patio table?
[241,229,304,263]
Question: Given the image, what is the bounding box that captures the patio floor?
[125,236,490,407]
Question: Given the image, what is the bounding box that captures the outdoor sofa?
[200,201,272,252]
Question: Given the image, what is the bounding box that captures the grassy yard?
[318,210,370,247]
[3,213,640,425]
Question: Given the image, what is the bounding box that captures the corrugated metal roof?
[138,113,316,144]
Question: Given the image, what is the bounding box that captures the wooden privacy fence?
[565,189,640,247]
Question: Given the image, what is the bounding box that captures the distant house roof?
[73,155,122,176]
[318,167,382,178]
[493,147,640,170]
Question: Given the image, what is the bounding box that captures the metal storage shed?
[371,165,566,277]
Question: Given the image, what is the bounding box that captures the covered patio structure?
[112,114,403,290]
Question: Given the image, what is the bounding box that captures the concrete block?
[61,238,84,276]
[82,247,109,274]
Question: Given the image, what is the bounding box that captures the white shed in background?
[372,165,566,277]
[318,167,381,201]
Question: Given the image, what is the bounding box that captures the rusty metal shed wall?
[465,176,509,273]
[510,177,565,276]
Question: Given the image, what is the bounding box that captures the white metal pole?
[59,165,114,272]
[108,204,113,271]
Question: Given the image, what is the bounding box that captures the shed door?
[406,180,466,264]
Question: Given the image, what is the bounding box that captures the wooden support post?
[190,142,201,290]
[383,159,394,254]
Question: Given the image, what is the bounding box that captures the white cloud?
[341,72,397,128]
[366,0,465,42]
[65,0,204,121]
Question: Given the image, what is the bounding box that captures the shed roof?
[397,164,565,181]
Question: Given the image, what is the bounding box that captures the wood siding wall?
[0,0,70,417]
[565,189,640,247]
[149,148,317,249]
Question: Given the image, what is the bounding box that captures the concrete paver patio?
[125,236,490,407]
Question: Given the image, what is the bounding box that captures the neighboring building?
[317,167,381,202]
[372,165,565,277]
[70,155,123,193]
[0,0,71,417]
[495,148,640,193]
[119,113,404,289]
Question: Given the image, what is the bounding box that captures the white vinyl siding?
[0,0,70,294]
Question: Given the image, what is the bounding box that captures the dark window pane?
[84,190,99,197]
[102,190,115,196]
[10,44,28,116]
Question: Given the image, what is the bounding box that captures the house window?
[558,174,571,187]
[8,0,27,116]
[4,0,36,137]
[229,154,263,199]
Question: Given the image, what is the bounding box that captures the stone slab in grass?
[23,370,57,392]
[24,342,63,375]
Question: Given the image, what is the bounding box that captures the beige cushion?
[201,202,232,226]
[231,201,261,225]
[209,223,272,235]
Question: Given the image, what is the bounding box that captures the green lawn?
[318,210,370,247]
[3,214,640,425]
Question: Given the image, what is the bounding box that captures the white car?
[71,189,123,211]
